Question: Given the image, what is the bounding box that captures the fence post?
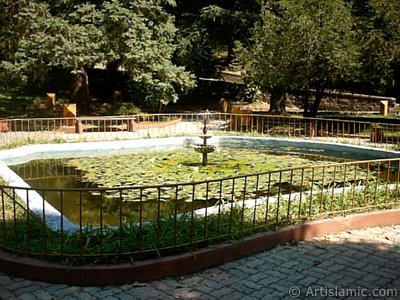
[75,118,83,134]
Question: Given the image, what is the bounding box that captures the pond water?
[10,160,226,226]
[5,136,399,228]
[10,146,344,226]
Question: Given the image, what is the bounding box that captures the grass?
[2,132,397,265]
[0,137,67,150]
[0,92,66,119]
[0,175,398,265]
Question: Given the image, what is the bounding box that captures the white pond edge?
[0,136,399,233]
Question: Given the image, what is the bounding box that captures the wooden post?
[113,91,122,103]
[230,105,241,131]
[46,93,56,109]
[219,98,229,113]
[370,127,384,143]
[0,122,9,132]
[309,121,316,137]
[379,100,388,116]
[127,119,136,132]
[63,104,77,126]
[75,119,83,134]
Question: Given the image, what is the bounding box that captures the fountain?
[194,111,216,166]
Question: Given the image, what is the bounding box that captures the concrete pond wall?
[0,136,399,232]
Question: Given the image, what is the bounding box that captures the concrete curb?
[1,208,399,286]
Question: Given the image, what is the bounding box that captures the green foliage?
[0,0,195,108]
[106,102,142,115]
[173,0,260,77]
[0,137,67,150]
[1,2,104,84]
[64,149,338,190]
[236,0,360,94]
[370,0,400,39]
[174,24,216,77]
[101,0,195,108]
[2,145,399,264]
[1,177,398,264]
[350,0,400,92]
[199,2,258,49]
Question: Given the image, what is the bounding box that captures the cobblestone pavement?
[0,225,399,300]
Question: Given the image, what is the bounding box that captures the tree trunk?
[301,90,312,117]
[393,64,400,103]
[69,68,90,113]
[303,89,324,117]
[227,41,235,63]
[268,86,286,114]
[309,89,324,117]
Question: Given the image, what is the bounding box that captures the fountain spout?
[194,111,215,166]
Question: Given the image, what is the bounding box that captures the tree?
[1,1,104,108]
[173,0,260,77]
[236,0,360,115]
[101,0,195,111]
[0,0,195,111]
[348,0,400,99]
[199,1,260,63]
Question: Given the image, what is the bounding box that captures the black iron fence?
[0,114,400,263]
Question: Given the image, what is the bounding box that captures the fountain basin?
[194,144,216,154]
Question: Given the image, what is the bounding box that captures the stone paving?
[0,225,400,300]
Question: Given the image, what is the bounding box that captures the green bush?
[107,102,142,115]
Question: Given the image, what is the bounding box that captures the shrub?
[107,102,142,115]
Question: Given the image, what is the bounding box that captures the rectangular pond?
[1,136,399,230]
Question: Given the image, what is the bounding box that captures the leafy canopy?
[1,1,104,83]
[1,0,195,107]
[359,0,400,89]
[236,0,360,93]
[173,0,260,77]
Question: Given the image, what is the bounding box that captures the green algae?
[64,148,370,204]
[66,149,326,187]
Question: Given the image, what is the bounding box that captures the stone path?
[0,225,400,300]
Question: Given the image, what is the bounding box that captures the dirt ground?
[236,94,398,115]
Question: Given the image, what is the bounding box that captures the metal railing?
[1,113,400,148]
[1,113,400,263]
[1,157,399,262]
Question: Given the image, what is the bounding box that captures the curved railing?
[1,113,400,148]
[0,113,400,264]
